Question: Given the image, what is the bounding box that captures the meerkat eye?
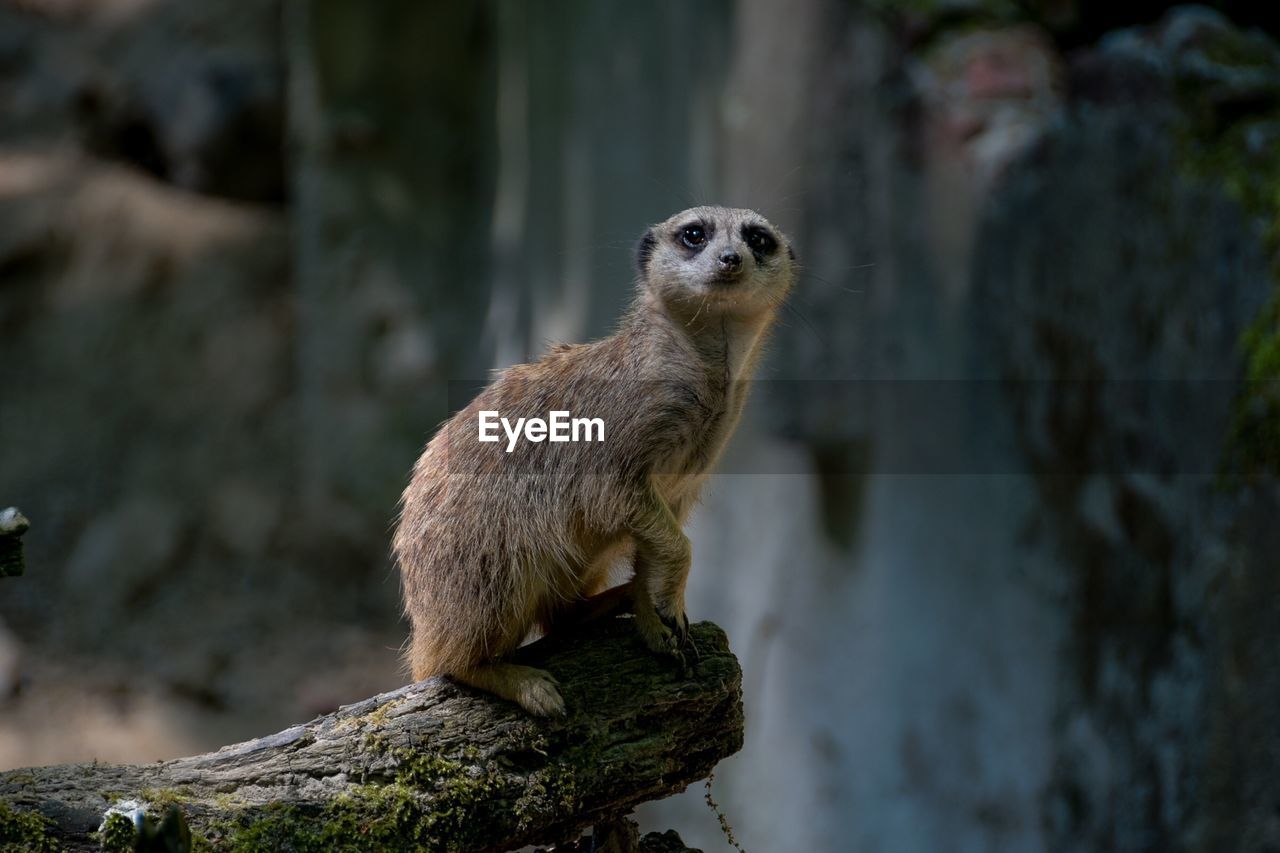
[742,225,778,258]
[680,225,707,249]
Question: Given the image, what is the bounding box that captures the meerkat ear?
[636,228,657,276]
[787,244,797,261]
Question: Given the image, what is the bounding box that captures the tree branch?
[0,618,743,851]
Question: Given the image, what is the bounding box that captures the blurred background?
[2,0,1279,850]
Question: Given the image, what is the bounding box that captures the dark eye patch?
[741,224,778,262]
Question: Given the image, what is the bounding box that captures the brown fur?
[392,206,795,715]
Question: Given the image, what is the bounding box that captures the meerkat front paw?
[636,601,696,669]
[636,602,681,657]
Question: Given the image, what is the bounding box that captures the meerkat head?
[635,206,795,323]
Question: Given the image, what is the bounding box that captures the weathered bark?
[0,508,27,578]
[0,619,741,851]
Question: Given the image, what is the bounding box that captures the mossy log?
[0,619,741,851]
[0,508,28,578]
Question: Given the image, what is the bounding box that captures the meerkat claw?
[663,612,698,669]
[684,633,700,665]
[657,608,689,644]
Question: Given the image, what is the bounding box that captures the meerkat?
[393,206,796,715]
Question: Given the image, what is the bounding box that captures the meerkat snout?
[716,249,742,276]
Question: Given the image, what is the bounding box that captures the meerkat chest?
[638,314,767,514]
[649,378,744,514]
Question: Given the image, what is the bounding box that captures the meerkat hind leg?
[452,662,565,717]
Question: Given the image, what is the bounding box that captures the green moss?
[360,731,388,755]
[512,765,579,832]
[362,703,395,729]
[208,802,322,852]
[0,800,59,853]
[97,794,214,852]
[177,720,584,851]
[384,749,499,848]
[98,812,136,853]
[136,787,196,808]
[212,792,244,812]
[192,744,520,852]
[209,786,461,852]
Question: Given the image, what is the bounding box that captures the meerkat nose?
[717,250,742,273]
